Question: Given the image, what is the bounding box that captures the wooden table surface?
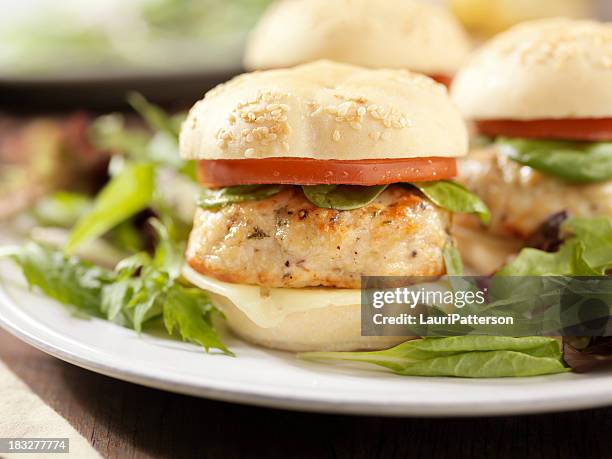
[0,329,610,459]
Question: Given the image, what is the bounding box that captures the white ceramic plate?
[1,261,611,417]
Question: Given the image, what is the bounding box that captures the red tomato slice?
[197,157,457,187]
[429,74,452,87]
[476,119,612,141]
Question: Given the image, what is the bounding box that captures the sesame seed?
[244,148,256,157]
[503,21,612,69]
[338,102,352,117]
[332,130,341,142]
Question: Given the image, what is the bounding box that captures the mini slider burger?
[451,18,612,274]
[243,0,471,86]
[180,60,486,352]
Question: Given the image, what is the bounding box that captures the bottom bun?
[209,292,411,352]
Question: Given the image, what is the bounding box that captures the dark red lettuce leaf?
[564,337,612,373]
[525,211,568,253]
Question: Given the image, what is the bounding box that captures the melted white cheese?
[182,265,361,328]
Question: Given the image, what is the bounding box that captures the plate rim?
[1,277,611,418]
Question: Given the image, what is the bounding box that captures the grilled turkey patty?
[186,185,452,288]
[457,146,612,239]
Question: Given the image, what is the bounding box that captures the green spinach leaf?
[301,184,388,211]
[197,185,288,210]
[412,181,490,225]
[300,336,567,378]
[498,138,612,183]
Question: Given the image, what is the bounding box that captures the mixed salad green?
[1,97,611,378]
[1,222,231,356]
[498,216,612,276]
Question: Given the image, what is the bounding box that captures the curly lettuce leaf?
[497,243,583,277]
[2,242,108,316]
[498,216,612,276]
[498,138,612,183]
[300,336,567,378]
[2,222,231,356]
[563,217,612,274]
[164,284,233,356]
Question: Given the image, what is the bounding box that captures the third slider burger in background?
[451,18,612,274]
[244,0,471,86]
[180,60,488,352]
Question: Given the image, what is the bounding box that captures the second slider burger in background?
[451,18,612,274]
[180,60,488,352]
[244,0,471,86]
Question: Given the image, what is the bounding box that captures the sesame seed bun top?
[179,61,468,161]
[451,18,612,121]
[243,0,471,76]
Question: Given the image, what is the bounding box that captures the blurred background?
[0,0,611,110]
[0,0,274,108]
[449,0,611,37]
[1,0,611,225]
